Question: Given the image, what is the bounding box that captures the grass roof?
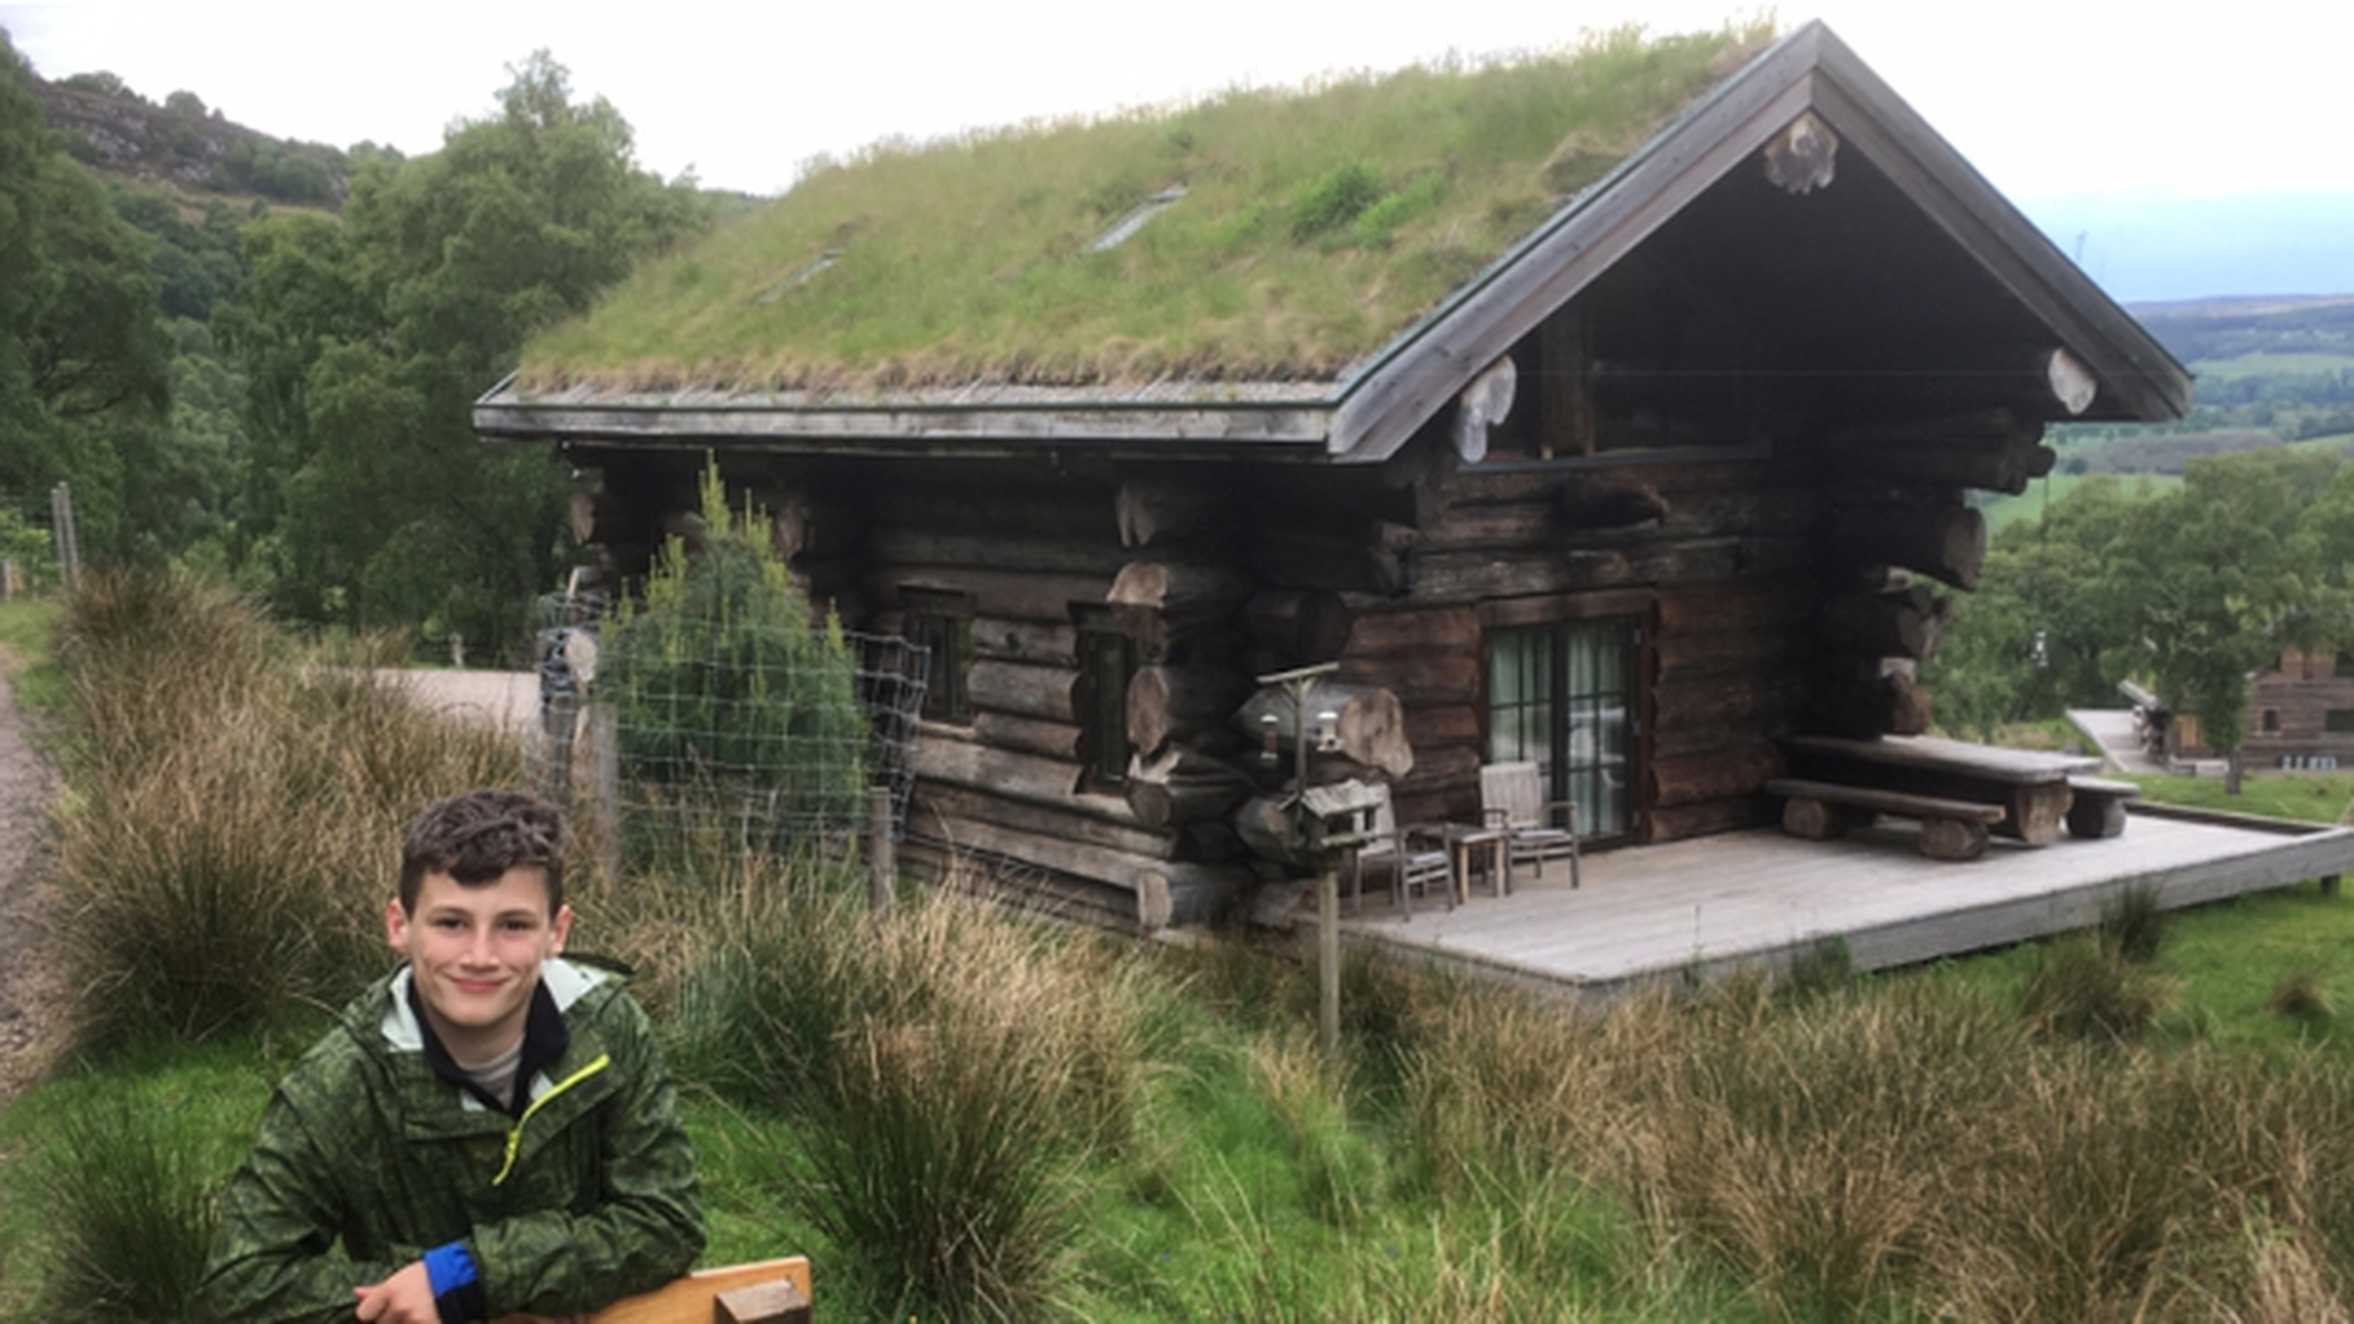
[519,20,1776,395]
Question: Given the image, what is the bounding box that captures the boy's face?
[385,865,573,1054]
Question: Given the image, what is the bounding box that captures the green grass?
[2126,771,2354,824]
[2188,351,2354,381]
[520,22,1773,393]
[0,599,64,720]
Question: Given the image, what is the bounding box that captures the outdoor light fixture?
[1315,709,1341,753]
[1260,713,1281,766]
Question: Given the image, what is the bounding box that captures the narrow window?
[2336,650,2354,679]
[903,588,974,723]
[2328,710,2354,734]
[1076,608,1138,789]
[2263,708,2280,734]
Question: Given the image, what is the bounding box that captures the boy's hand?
[352,1260,437,1322]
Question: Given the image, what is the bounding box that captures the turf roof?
[518,20,1776,395]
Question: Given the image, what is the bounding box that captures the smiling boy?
[203,790,703,1323]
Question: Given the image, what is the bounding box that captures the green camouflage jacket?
[202,957,704,1322]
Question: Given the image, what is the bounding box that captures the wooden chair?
[1479,761,1581,889]
[1345,794,1456,919]
[492,1255,811,1324]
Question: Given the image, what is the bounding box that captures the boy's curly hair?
[398,789,566,914]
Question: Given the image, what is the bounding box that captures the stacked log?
[1805,407,2058,497]
[1107,559,1250,661]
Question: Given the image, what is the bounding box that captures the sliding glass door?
[1487,618,1640,840]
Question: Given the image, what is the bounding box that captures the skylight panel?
[1089,187,1187,253]
[753,250,841,305]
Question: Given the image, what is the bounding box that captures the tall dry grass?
[47,568,523,1045]
[667,877,1161,1321]
[1395,965,2354,1321]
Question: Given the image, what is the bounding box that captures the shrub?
[1288,162,1384,241]
[1776,936,1856,1005]
[686,884,1156,1320]
[2099,882,2168,963]
[2270,969,2335,1023]
[50,568,522,1046]
[598,460,869,864]
[2019,936,2172,1046]
[35,1096,218,1320]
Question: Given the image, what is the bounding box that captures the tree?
[223,50,706,656]
[0,30,171,561]
[2110,450,2349,792]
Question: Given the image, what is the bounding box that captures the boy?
[203,790,703,1323]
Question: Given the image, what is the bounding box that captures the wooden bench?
[492,1256,811,1324]
[1766,778,2006,861]
[2065,775,2141,840]
[1782,735,2102,846]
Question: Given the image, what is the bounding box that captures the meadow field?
[7,578,2354,1322]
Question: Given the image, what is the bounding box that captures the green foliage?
[2098,884,2167,963]
[1936,450,2354,773]
[217,50,709,657]
[0,32,173,566]
[48,567,521,1047]
[599,462,868,851]
[523,22,1774,390]
[32,1096,217,1321]
[2018,937,2171,1046]
[1288,162,1384,241]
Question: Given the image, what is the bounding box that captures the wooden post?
[1317,867,1340,1058]
[590,703,620,883]
[867,787,894,913]
[541,688,579,808]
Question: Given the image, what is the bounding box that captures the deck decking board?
[1337,811,2354,996]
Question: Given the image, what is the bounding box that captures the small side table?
[1446,826,1510,904]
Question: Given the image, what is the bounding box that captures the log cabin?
[474,21,2191,931]
[2146,646,2354,770]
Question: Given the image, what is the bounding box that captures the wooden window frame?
[1477,591,1656,847]
[1073,606,1138,792]
[903,587,975,725]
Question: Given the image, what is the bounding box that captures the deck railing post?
[867,786,894,913]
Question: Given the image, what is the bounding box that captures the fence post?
[0,559,14,602]
[50,483,80,591]
[867,787,894,913]
[591,702,621,883]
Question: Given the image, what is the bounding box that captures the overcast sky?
[6,1,2350,298]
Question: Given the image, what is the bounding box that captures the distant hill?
[2125,293,2354,365]
[30,69,366,210]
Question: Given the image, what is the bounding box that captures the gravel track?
[0,662,62,1103]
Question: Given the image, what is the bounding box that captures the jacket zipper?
[491,1052,611,1186]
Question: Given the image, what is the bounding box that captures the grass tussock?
[33,1096,218,1321]
[519,21,1774,393]
[1391,956,2354,1322]
[2100,882,2169,962]
[675,880,1159,1321]
[47,568,524,1046]
[2019,936,2175,1046]
[2270,969,2335,1023]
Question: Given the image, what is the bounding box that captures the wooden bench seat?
[2065,775,2142,840]
[492,1256,811,1324]
[1766,777,2004,861]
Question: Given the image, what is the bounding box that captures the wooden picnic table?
[1781,735,2104,846]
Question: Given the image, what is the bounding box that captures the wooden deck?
[1337,805,2354,1001]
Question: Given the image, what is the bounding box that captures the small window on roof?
[1089,186,1186,252]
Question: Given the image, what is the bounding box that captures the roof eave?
[470,376,1339,462]
[1323,21,2192,463]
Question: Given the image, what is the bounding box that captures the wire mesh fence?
[524,591,930,867]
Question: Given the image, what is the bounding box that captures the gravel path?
[0,661,62,1103]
